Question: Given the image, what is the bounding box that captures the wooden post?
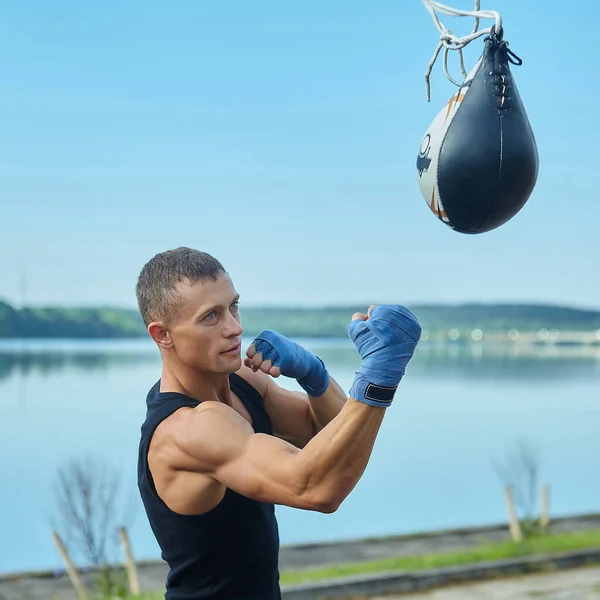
[504,485,523,542]
[52,531,90,600]
[540,484,550,528]
[119,526,141,596]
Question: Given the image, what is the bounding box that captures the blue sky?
[1,1,597,310]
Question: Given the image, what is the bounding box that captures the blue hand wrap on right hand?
[348,305,421,408]
[252,330,330,397]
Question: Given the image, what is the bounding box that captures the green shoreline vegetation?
[278,529,600,585]
[1,300,600,340]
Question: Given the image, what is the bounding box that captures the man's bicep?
[213,432,306,506]
[179,404,320,510]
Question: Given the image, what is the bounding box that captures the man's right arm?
[173,304,421,514]
[174,396,386,513]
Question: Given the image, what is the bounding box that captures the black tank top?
[137,373,281,600]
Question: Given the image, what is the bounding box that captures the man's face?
[165,273,244,374]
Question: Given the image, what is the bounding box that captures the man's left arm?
[241,331,347,447]
[269,374,347,444]
[239,364,346,448]
[304,376,348,431]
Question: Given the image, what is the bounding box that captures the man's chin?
[216,356,242,374]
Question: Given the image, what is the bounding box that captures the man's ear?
[148,321,173,350]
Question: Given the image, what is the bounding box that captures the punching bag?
[416,29,539,234]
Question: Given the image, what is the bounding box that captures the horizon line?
[1,298,600,314]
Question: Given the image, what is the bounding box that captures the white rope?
[422,0,503,101]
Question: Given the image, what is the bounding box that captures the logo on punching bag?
[417,134,432,176]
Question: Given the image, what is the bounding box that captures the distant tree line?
[1,299,599,339]
[0,301,145,338]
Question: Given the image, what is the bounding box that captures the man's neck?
[159,365,232,406]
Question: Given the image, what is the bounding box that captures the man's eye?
[230,302,239,312]
[204,311,216,320]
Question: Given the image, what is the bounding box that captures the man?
[136,247,421,600]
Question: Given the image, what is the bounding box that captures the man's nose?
[224,312,243,337]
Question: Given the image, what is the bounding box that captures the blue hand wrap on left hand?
[251,330,330,397]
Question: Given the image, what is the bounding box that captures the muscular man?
[135,247,421,600]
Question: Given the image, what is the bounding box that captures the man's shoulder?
[149,402,247,468]
[159,401,226,435]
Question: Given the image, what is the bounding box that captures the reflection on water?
[288,339,600,385]
[409,343,600,382]
[0,338,598,387]
[0,341,158,383]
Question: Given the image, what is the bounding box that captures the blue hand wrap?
[348,305,421,408]
[252,330,330,397]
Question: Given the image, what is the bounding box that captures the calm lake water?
[0,337,598,575]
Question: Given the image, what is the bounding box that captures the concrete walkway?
[376,565,600,599]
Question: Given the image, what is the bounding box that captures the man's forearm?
[291,397,385,512]
[308,376,347,431]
